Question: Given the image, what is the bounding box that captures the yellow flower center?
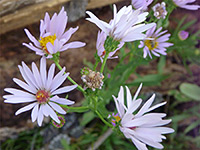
[112,115,121,124]
[38,34,56,54]
[144,39,158,50]
[36,90,50,104]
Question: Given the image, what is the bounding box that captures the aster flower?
[3,57,77,126]
[112,84,174,150]
[173,0,200,10]
[152,2,167,19]
[23,7,85,58]
[132,0,153,10]
[86,4,155,43]
[178,30,189,40]
[96,31,124,62]
[139,25,173,58]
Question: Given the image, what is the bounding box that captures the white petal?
[50,96,75,105]
[37,106,44,126]
[51,85,77,95]
[40,57,47,88]
[135,94,155,117]
[13,78,37,94]
[48,102,66,114]
[4,88,34,97]
[5,97,36,103]
[31,103,39,122]
[46,63,55,91]
[133,83,143,101]
[15,102,37,115]
[45,104,60,123]
[125,86,132,108]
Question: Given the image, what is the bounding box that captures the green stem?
[95,110,113,129]
[100,53,109,73]
[54,60,85,94]
[93,61,99,71]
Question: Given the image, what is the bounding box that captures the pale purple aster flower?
[139,25,173,58]
[112,84,174,150]
[96,31,124,62]
[86,4,155,42]
[132,0,153,10]
[173,0,200,10]
[3,57,77,126]
[152,2,167,19]
[178,30,189,40]
[23,7,85,58]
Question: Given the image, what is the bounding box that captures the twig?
[87,128,113,150]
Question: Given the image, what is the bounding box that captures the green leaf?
[127,74,169,86]
[157,56,166,74]
[184,121,200,134]
[180,83,200,101]
[81,111,95,126]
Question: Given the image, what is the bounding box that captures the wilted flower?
[86,4,155,42]
[132,0,153,10]
[3,57,77,126]
[81,68,104,91]
[173,0,200,10]
[23,7,85,58]
[152,2,167,19]
[112,84,174,150]
[139,25,173,58]
[178,30,189,40]
[96,31,124,62]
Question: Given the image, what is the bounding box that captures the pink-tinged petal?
[31,103,39,122]
[46,42,54,54]
[50,96,75,105]
[22,43,43,53]
[151,50,160,57]
[122,33,146,42]
[51,85,77,95]
[45,104,60,123]
[15,102,37,115]
[46,63,55,91]
[32,62,43,88]
[49,13,58,35]
[180,4,200,10]
[60,41,86,52]
[48,102,66,114]
[37,106,44,126]
[44,12,50,32]
[4,97,36,104]
[24,29,40,47]
[125,86,132,108]
[133,83,143,101]
[135,94,156,117]
[61,27,79,42]
[4,88,34,97]
[40,57,47,88]
[13,78,37,94]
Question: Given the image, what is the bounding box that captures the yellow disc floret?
[144,38,159,50]
[38,34,56,54]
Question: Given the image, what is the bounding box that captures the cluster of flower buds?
[81,67,104,91]
[152,2,167,19]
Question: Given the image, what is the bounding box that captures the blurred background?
[0,0,200,149]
